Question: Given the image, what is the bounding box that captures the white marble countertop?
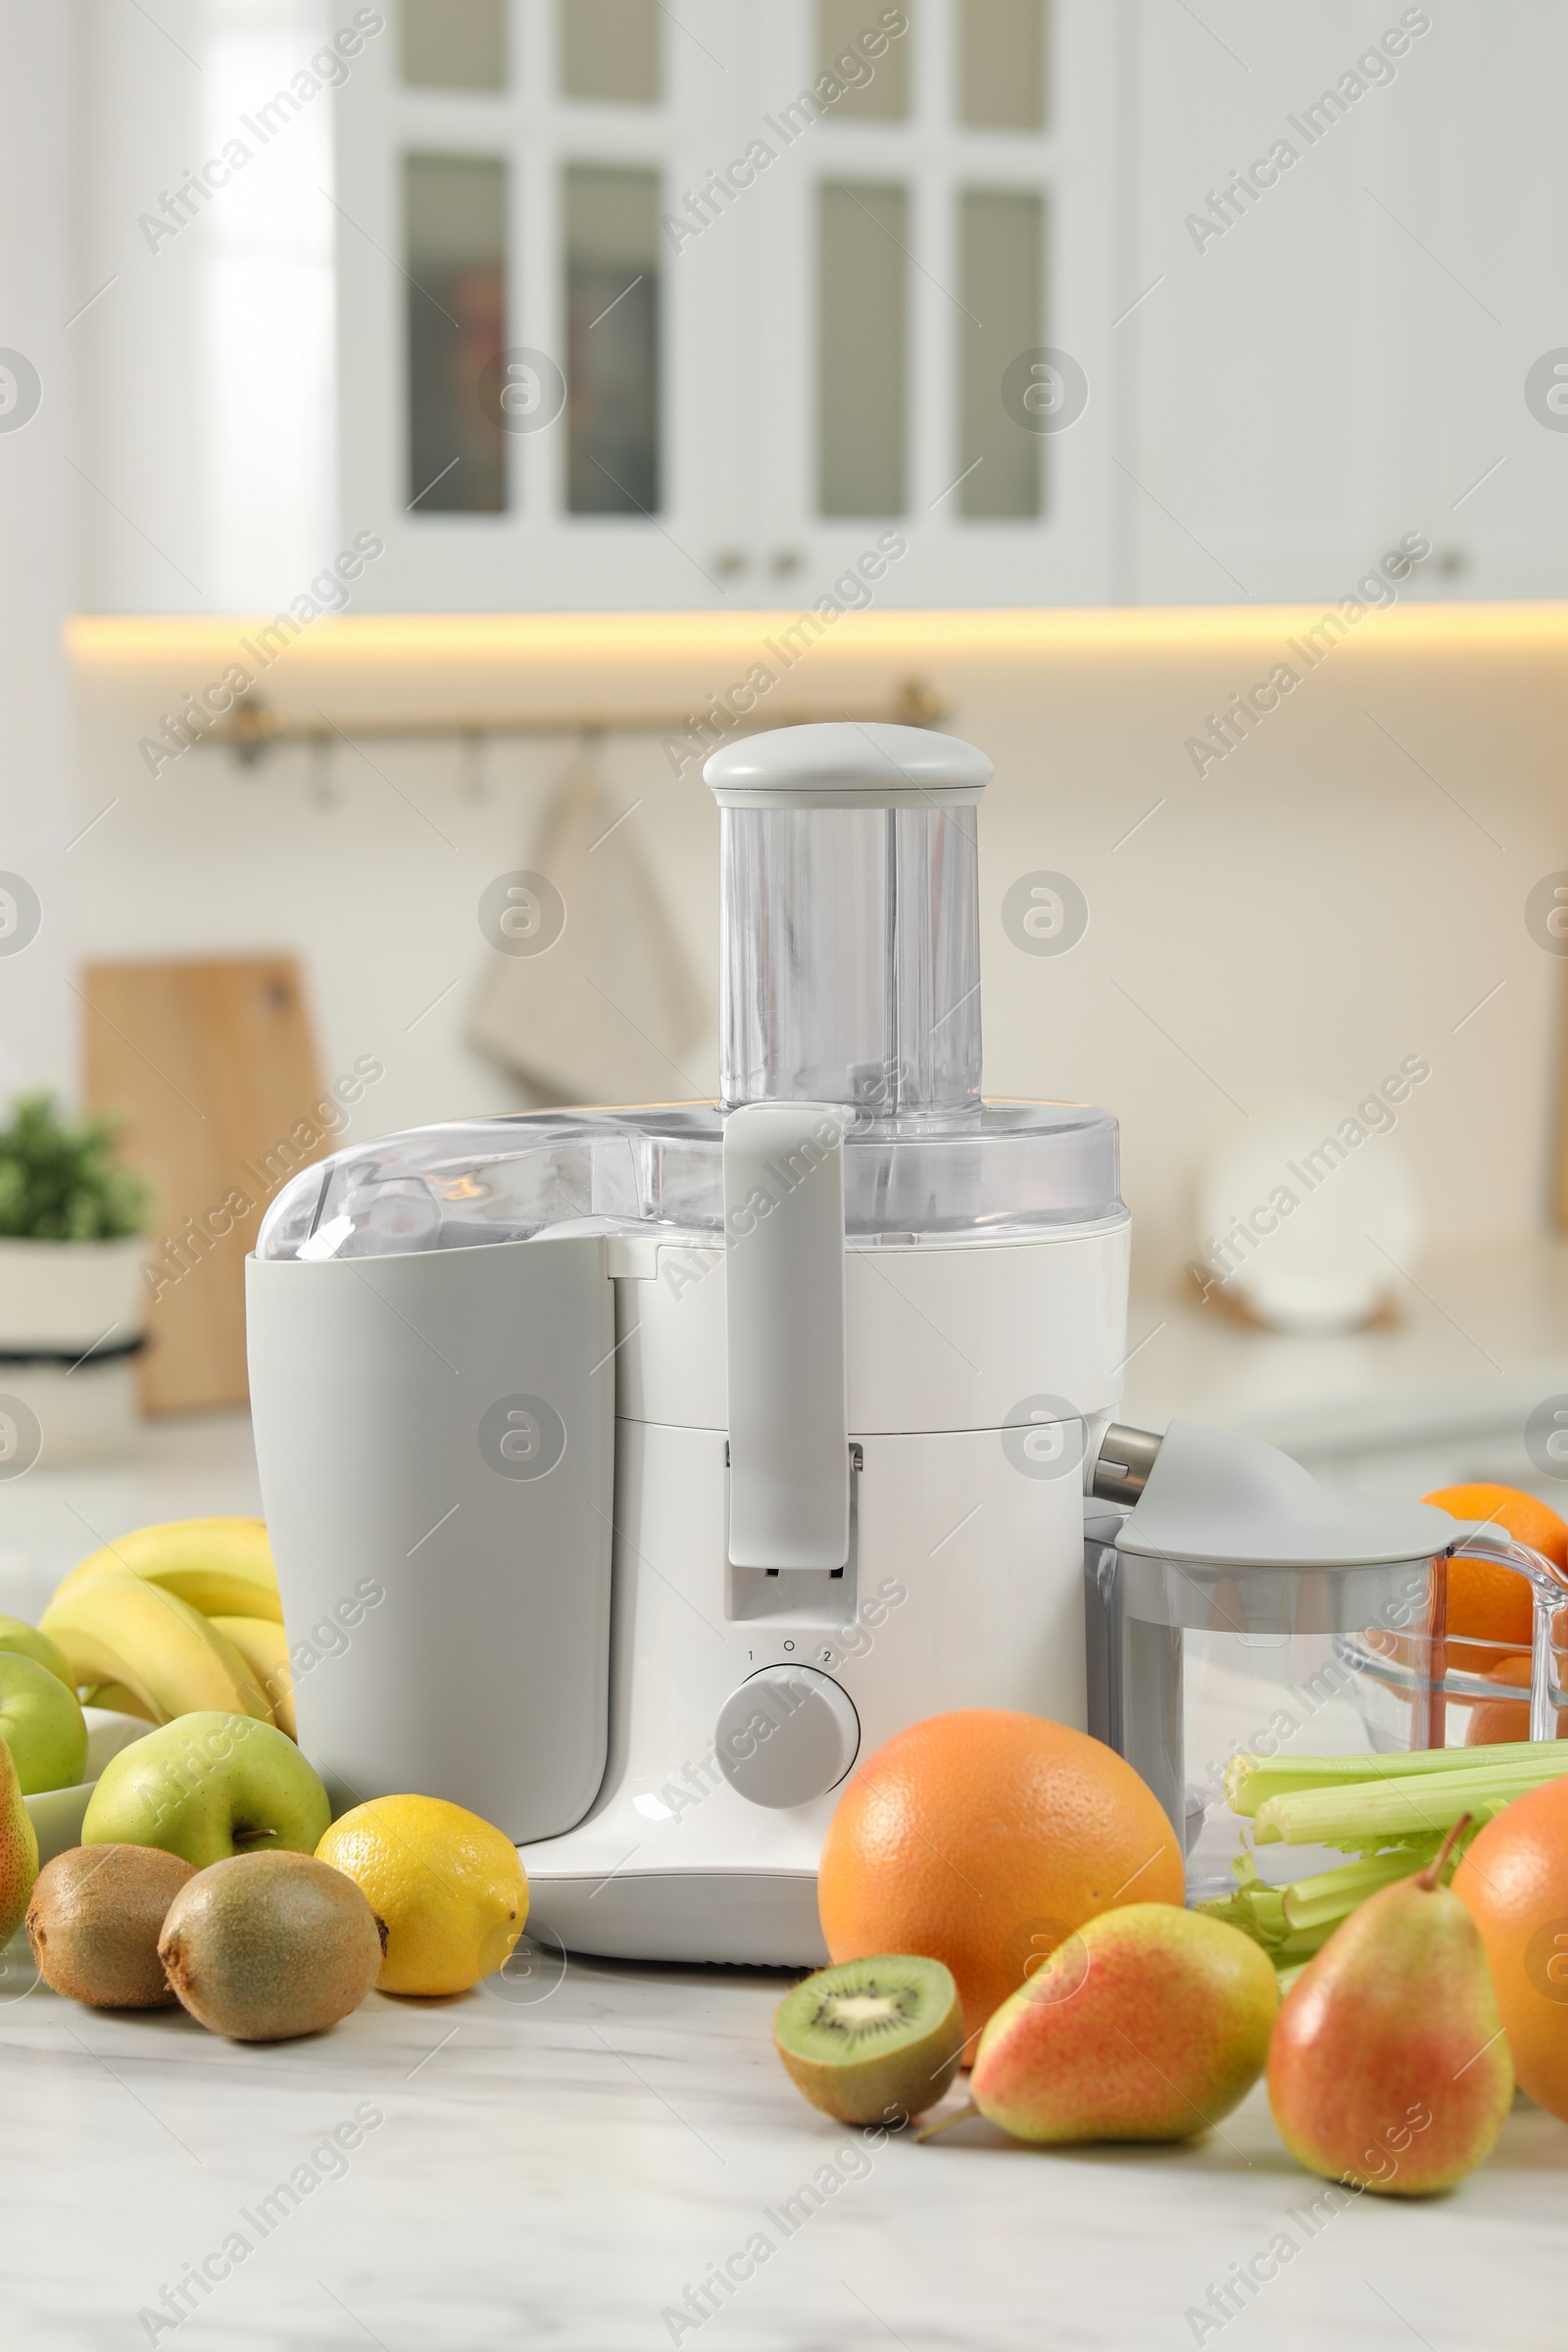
[4,1936,1564,2352]
[3,1255,1567,2348]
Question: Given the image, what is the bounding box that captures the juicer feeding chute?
[709,722,991,1120]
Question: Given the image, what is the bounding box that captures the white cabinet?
[1119,0,1568,606]
[76,0,338,615]
[1382,2,1568,601]
[72,0,1568,612]
[736,1,1120,610]
[333,0,1121,611]
[1121,0,1408,605]
[336,0,749,611]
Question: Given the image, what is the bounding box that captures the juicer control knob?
[713,1667,860,1811]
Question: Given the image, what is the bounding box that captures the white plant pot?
[0,1237,148,1468]
[0,1235,147,1353]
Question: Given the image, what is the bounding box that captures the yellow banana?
[50,1517,282,1624]
[80,1681,158,1723]
[208,1616,295,1740]
[40,1575,273,1726]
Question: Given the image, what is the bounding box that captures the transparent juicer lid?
[258,725,1126,1261]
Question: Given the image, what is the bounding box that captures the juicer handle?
[1446,1528,1568,1742]
[722,1102,850,1570]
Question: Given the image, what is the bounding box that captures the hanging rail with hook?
[202,677,950,766]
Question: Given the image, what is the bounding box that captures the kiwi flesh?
[26,1844,196,2008]
[158,1851,386,2042]
[773,1954,963,2125]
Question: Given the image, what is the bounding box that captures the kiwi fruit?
[773,1954,963,2125]
[27,1844,196,2008]
[158,1850,386,2042]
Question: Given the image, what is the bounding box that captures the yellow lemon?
[317,1795,527,1996]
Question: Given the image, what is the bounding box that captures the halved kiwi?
[773,1954,963,2125]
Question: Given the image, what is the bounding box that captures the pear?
[931,1903,1278,2144]
[1267,1818,1511,2195]
[0,1731,39,1945]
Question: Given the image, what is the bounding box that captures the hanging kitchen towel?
[468,740,710,1104]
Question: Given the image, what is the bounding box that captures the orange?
[1463,1654,1567,1747]
[816,1709,1183,2047]
[1422,1484,1568,1673]
[1452,1776,1568,2122]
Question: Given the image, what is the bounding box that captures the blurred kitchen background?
[2,0,1567,1574]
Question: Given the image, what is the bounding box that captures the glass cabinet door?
[336,0,748,609]
[335,0,1119,610]
[739,0,1121,607]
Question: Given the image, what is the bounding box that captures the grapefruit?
[1422,1484,1568,1675]
[1451,1776,1568,2123]
[816,1709,1184,2046]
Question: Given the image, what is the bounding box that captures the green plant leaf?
[0,1092,151,1242]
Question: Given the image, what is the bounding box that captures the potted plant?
[0,1094,151,1466]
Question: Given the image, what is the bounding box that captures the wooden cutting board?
[82,957,326,1414]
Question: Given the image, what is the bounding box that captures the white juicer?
[246,723,1132,1965]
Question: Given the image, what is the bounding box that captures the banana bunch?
[41,1518,296,1740]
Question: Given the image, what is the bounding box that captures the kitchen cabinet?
[335,0,745,612]
[74,0,1568,612]
[735,2,1120,610]
[1120,0,1568,606]
[333,0,1119,611]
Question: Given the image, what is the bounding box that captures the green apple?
[0,1651,88,1794]
[80,1710,330,1867]
[0,1616,74,1690]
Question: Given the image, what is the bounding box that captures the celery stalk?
[1195,1854,1334,1961]
[1197,1843,1445,1955]
[1253,1770,1540,1846]
[1226,1739,1568,1817]
[1193,1881,1335,1962]
[1205,1740,1548,1960]
[1280,1841,1441,1931]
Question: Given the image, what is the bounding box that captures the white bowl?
[24,1707,153,1867]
